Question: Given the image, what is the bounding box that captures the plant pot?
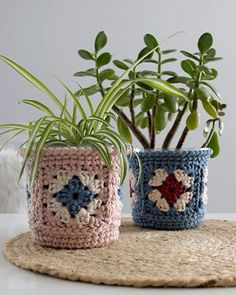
[24,146,122,249]
[128,148,212,230]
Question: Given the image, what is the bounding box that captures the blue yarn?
[128,149,212,230]
[117,188,123,201]
[54,175,94,216]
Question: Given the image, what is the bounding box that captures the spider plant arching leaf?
[0,130,24,152]
[29,120,60,187]
[137,78,188,100]
[96,129,128,184]
[76,82,94,115]
[55,78,87,120]
[20,99,55,117]
[0,123,31,130]
[82,139,112,170]
[19,116,49,181]
[0,55,71,121]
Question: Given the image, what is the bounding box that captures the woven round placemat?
[4,218,236,287]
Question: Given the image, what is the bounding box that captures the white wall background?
[0,0,235,213]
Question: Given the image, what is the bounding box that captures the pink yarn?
[24,147,122,249]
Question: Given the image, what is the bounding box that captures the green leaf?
[84,140,112,169]
[0,130,24,152]
[19,116,48,180]
[200,81,222,99]
[195,87,211,101]
[168,112,175,121]
[29,120,58,187]
[207,131,220,158]
[133,98,143,108]
[113,60,129,70]
[201,99,218,118]
[115,96,130,107]
[135,112,144,126]
[181,59,196,76]
[74,70,95,77]
[204,57,223,63]
[144,34,159,49]
[99,69,115,81]
[161,71,177,77]
[180,51,200,62]
[123,59,133,64]
[139,70,158,77]
[56,79,87,119]
[0,55,71,121]
[163,94,178,113]
[95,31,107,53]
[141,58,157,64]
[117,117,132,143]
[168,76,191,84]
[141,94,155,112]
[76,82,94,115]
[161,58,177,65]
[137,47,154,60]
[161,49,177,54]
[20,99,55,116]
[206,48,216,59]
[137,78,188,100]
[198,32,213,54]
[75,84,99,97]
[140,117,148,129]
[186,110,200,130]
[154,106,167,131]
[78,49,94,60]
[96,52,112,68]
[201,68,218,80]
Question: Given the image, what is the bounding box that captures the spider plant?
[0,45,187,187]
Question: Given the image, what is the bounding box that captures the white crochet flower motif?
[48,198,71,224]
[75,198,102,224]
[48,170,71,194]
[201,169,208,205]
[77,171,104,194]
[148,168,194,212]
[129,170,138,207]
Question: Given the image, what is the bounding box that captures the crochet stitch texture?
[129,149,211,230]
[25,146,122,249]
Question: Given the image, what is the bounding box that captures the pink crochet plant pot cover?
[24,146,122,249]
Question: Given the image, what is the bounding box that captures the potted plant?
[74,32,226,229]
[0,40,185,247]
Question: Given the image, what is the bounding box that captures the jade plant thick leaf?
[0,45,186,186]
[74,31,226,157]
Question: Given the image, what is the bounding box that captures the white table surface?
[1,213,236,294]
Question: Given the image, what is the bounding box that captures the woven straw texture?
[4,218,236,287]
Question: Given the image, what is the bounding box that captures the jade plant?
[74,32,226,157]
[0,47,186,186]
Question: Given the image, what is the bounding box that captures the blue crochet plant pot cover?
[128,148,212,230]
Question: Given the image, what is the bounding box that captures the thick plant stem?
[162,102,188,149]
[147,110,152,141]
[112,105,149,149]
[129,84,135,124]
[149,105,157,149]
[176,126,189,149]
